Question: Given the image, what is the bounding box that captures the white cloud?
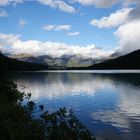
[89,1,140,54]
[42,25,55,30]
[0,33,113,59]
[123,0,140,6]
[74,0,140,8]
[38,0,76,13]
[1,0,140,57]
[67,31,79,36]
[90,8,132,28]
[19,19,27,28]
[0,0,9,6]
[0,0,23,6]
[0,9,8,17]
[74,0,118,8]
[42,24,71,31]
[0,33,20,50]
[114,20,140,55]
[54,25,71,31]
[12,0,24,6]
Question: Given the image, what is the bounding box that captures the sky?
[0,0,140,58]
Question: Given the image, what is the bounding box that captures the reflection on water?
[10,72,140,140]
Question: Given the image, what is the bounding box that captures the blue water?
[11,71,140,140]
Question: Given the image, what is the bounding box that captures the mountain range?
[1,49,140,71]
[9,53,108,69]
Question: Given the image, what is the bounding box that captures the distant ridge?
[88,49,140,69]
[1,49,140,71]
[0,52,48,71]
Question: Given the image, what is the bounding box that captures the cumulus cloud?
[19,19,27,28]
[1,0,140,57]
[0,33,113,59]
[89,0,140,54]
[38,0,76,13]
[0,33,20,50]
[74,0,140,8]
[90,8,132,28]
[0,0,9,6]
[123,0,140,6]
[0,0,23,6]
[113,1,140,54]
[0,9,8,17]
[74,0,118,8]
[129,4,140,20]
[67,31,79,36]
[114,20,140,55]
[42,24,71,31]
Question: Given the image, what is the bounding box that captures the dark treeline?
[67,49,140,70]
[0,52,48,71]
[88,49,140,70]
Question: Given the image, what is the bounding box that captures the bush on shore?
[0,73,96,140]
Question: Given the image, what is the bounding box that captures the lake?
[10,70,140,140]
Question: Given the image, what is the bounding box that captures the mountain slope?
[0,53,48,71]
[10,54,96,69]
[88,49,140,69]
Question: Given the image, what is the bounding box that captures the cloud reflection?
[14,73,114,100]
[91,78,140,136]
[12,72,140,139]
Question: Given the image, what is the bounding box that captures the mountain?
[0,52,48,71]
[2,49,139,70]
[88,49,140,69]
[110,52,122,58]
[9,54,103,69]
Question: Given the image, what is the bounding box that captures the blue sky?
[0,0,140,58]
[0,1,118,48]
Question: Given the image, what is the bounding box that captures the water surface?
[10,71,140,140]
